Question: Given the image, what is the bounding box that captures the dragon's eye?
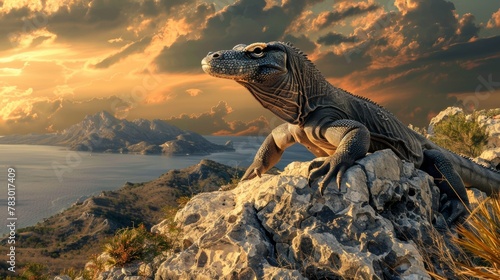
[249,47,265,58]
[245,43,267,58]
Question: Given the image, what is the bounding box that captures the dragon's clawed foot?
[241,162,264,181]
[307,155,354,195]
[439,194,469,226]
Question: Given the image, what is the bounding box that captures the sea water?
[0,136,313,235]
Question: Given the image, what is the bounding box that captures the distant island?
[0,111,234,155]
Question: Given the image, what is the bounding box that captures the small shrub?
[176,196,192,208]
[20,263,50,280]
[60,267,86,279]
[103,224,171,267]
[84,253,107,280]
[483,108,500,118]
[431,112,489,157]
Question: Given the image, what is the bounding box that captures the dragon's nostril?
[213,53,220,58]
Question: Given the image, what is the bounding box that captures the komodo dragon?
[201,41,500,224]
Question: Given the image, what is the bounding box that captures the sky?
[1,0,499,136]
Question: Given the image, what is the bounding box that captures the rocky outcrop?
[66,150,488,279]
[477,111,500,149]
[427,107,500,169]
[476,111,500,169]
[150,150,448,280]
[0,111,233,155]
[427,106,463,136]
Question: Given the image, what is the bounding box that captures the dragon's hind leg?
[420,149,470,226]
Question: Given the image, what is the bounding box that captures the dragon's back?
[339,91,425,164]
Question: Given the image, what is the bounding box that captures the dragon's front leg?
[308,120,370,195]
[241,123,296,181]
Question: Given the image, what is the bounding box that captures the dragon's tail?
[444,148,500,195]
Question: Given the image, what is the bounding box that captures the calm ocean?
[0,136,313,235]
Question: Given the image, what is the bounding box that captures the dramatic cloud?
[317,32,357,46]
[313,2,381,30]
[166,101,271,136]
[487,8,500,28]
[154,0,321,73]
[1,0,499,135]
[282,34,317,54]
[92,36,153,69]
[310,0,499,125]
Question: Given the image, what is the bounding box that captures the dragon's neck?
[240,54,334,125]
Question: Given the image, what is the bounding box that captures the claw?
[254,168,262,178]
[319,167,336,195]
[307,157,352,195]
[319,164,348,195]
[439,198,468,226]
[308,161,323,174]
[439,193,448,205]
[439,200,451,213]
[241,166,262,181]
[308,161,329,188]
[336,165,347,191]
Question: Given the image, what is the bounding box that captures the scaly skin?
[201,41,500,225]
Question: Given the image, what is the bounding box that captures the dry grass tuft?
[420,194,500,279]
[453,195,500,279]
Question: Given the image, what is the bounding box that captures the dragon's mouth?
[201,58,211,73]
[201,63,210,73]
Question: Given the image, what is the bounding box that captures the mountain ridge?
[0,111,233,155]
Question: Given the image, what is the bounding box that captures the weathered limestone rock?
[477,113,500,149]
[476,148,500,170]
[154,150,444,280]
[82,254,167,280]
[427,106,463,136]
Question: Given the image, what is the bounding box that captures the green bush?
[431,112,489,157]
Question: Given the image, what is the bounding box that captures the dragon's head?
[202,41,321,125]
[201,42,288,85]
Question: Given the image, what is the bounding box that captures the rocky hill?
[83,150,488,280]
[0,111,233,155]
[0,160,244,276]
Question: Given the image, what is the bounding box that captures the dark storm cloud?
[314,50,371,77]
[154,0,321,73]
[282,34,316,54]
[0,7,34,50]
[456,13,480,42]
[317,32,357,46]
[314,3,381,30]
[165,101,271,135]
[309,0,498,126]
[92,36,153,69]
[184,2,216,28]
[314,0,487,78]
[393,0,480,54]
[422,36,500,63]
